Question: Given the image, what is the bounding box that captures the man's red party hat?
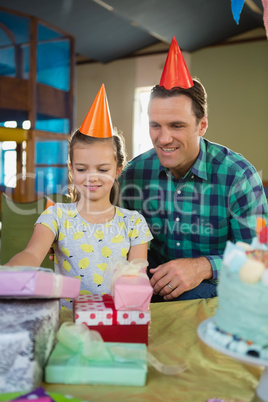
[80,84,113,138]
[159,37,194,90]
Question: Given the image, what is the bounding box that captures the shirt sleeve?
[229,167,268,242]
[127,211,153,246]
[35,205,59,240]
[206,255,223,281]
[207,167,268,282]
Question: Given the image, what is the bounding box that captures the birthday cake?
[205,219,268,361]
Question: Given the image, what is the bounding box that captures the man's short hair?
[150,78,208,122]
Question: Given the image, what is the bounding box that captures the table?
[0,298,264,402]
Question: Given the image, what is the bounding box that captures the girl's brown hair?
[68,129,126,205]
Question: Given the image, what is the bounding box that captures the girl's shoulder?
[45,202,77,215]
[115,206,144,221]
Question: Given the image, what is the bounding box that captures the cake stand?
[198,318,268,402]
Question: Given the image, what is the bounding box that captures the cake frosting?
[207,236,268,361]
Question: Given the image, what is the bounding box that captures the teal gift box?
[45,322,147,386]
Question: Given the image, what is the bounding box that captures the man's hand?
[48,247,55,261]
[149,257,213,300]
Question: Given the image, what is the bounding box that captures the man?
[119,39,268,302]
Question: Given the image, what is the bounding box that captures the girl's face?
[71,141,122,205]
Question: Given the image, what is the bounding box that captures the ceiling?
[0,0,266,63]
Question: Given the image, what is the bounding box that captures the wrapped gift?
[11,387,54,402]
[0,266,80,298]
[74,294,150,344]
[0,299,59,393]
[45,322,147,386]
[102,258,153,311]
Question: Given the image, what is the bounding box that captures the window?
[133,87,153,157]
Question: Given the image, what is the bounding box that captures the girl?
[6,86,153,308]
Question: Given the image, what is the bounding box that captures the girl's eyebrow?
[74,162,112,167]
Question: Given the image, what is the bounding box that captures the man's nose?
[158,128,172,144]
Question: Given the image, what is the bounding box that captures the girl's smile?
[71,141,122,213]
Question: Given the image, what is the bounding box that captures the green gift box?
[45,322,147,386]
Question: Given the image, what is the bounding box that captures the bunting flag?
[231,0,246,24]
[262,0,268,38]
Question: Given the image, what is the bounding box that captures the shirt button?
[176,242,180,246]
[177,190,181,194]
[191,175,194,179]
[176,217,180,222]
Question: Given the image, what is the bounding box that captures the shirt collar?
[156,137,208,181]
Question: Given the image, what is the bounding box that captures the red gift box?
[73,294,150,344]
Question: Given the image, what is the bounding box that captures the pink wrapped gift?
[74,294,150,325]
[111,259,153,311]
[0,266,80,298]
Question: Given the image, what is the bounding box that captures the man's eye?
[99,169,108,173]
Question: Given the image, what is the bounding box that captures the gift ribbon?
[56,322,187,376]
[51,274,64,298]
[110,258,149,295]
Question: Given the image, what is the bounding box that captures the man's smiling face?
[148,94,207,180]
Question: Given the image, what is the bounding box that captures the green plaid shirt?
[119,138,268,280]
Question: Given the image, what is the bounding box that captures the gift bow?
[109,258,149,294]
[57,322,113,361]
[56,322,187,375]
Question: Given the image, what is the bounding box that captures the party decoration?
[80,84,113,138]
[231,0,245,24]
[159,36,194,90]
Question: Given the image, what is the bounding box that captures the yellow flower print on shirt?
[93,273,103,285]
[128,228,139,238]
[80,244,94,253]
[42,209,52,215]
[57,208,63,218]
[134,218,142,225]
[68,210,76,218]
[111,235,124,244]
[73,231,84,240]
[94,230,104,241]
[52,220,58,231]
[80,289,92,295]
[59,232,66,241]
[74,275,81,281]
[64,220,72,229]
[118,222,126,230]
[79,257,89,269]
[97,263,107,271]
[101,246,111,258]
[63,259,71,272]
[116,209,124,217]
[62,246,71,257]
[121,248,128,258]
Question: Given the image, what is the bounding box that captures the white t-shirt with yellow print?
[36,203,153,309]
